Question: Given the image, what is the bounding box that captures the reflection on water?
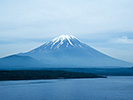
[0,77,133,100]
[0,79,59,86]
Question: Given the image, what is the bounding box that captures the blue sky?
[0,0,133,63]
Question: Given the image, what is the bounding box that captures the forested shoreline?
[0,70,106,81]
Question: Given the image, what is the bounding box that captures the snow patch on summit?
[29,35,87,51]
[50,35,76,49]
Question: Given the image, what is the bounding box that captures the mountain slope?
[0,55,45,70]
[19,35,132,67]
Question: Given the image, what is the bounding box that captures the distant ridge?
[0,55,44,70]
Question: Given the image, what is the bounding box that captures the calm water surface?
[0,76,133,100]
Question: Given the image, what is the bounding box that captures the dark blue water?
[0,76,133,100]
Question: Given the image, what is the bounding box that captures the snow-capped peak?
[49,35,78,49]
[52,35,77,45]
[30,35,86,51]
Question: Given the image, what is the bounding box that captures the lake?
[0,76,133,100]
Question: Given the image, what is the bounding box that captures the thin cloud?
[112,36,133,44]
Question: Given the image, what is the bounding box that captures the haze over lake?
[0,76,133,100]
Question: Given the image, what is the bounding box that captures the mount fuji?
[20,35,132,67]
[0,35,132,69]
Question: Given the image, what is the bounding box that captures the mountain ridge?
[0,35,132,69]
[20,35,132,67]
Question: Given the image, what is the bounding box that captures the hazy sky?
[0,0,133,63]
